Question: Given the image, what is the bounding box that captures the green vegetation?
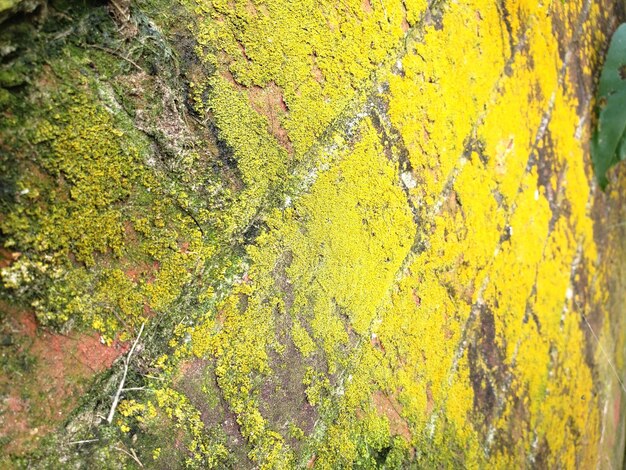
[592,23,626,188]
[0,1,235,343]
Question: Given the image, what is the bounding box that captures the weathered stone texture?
[1,0,626,467]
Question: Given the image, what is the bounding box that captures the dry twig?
[106,322,145,424]
[114,445,144,467]
[68,438,100,446]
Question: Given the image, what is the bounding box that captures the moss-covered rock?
[0,0,43,24]
[1,0,626,467]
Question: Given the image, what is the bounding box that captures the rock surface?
[1,0,626,467]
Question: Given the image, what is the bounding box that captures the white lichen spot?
[400,171,417,189]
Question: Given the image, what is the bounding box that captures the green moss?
[196,76,290,237]
[0,51,224,341]
[0,67,27,88]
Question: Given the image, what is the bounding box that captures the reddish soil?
[123,220,139,244]
[401,16,410,33]
[311,62,324,83]
[247,82,293,154]
[372,391,412,441]
[220,68,293,154]
[0,248,19,269]
[174,358,252,466]
[124,260,160,283]
[0,304,128,455]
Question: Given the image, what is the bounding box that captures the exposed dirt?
[467,304,507,428]
[174,357,253,467]
[259,337,319,452]
[372,391,411,441]
[247,81,293,154]
[0,302,128,456]
[0,248,19,269]
[124,259,160,283]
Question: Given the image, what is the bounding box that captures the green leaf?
[619,134,626,161]
[592,88,626,189]
[597,24,626,100]
[592,132,620,190]
[592,23,626,189]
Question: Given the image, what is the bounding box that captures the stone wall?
[1,0,625,467]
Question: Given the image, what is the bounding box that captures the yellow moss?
[366,0,606,465]
[2,0,618,466]
[188,0,427,157]
[291,319,316,358]
[388,0,509,201]
[181,0,615,464]
[145,252,193,311]
[282,118,415,346]
[118,399,146,418]
[197,76,290,236]
[96,269,144,320]
[186,117,414,465]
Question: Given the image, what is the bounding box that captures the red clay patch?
[401,16,410,33]
[247,82,293,154]
[124,260,160,283]
[0,304,128,456]
[373,391,412,441]
[0,248,20,270]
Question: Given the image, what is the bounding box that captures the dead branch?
[68,438,100,446]
[114,445,144,467]
[85,44,143,72]
[106,322,145,424]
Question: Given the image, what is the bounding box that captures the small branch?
[109,0,130,22]
[107,322,145,424]
[68,438,100,446]
[130,448,143,467]
[114,446,144,468]
[140,374,164,381]
[177,203,205,237]
[85,44,143,72]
